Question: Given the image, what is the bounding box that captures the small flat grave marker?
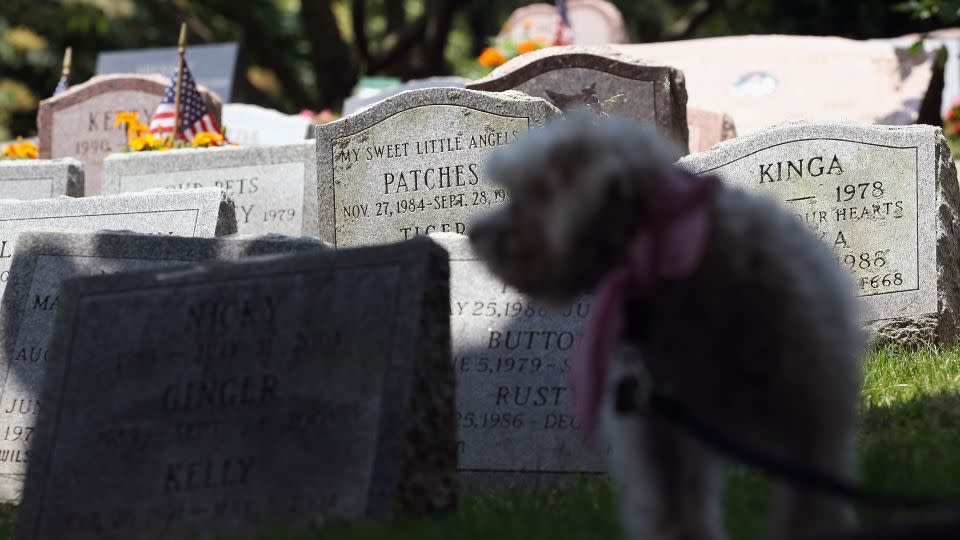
[315,88,559,246]
[678,122,960,345]
[0,188,236,298]
[0,159,83,200]
[14,238,455,539]
[103,142,317,236]
[468,46,689,153]
[433,234,606,490]
[37,74,222,196]
[0,231,325,501]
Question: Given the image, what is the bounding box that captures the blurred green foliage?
[0,0,946,140]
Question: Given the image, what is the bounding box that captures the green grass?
[5,346,960,539]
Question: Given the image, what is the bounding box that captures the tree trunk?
[299,1,359,109]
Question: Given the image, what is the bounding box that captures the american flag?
[53,74,69,96]
[148,61,221,140]
[554,0,575,46]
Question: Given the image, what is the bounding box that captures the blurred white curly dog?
[469,116,864,540]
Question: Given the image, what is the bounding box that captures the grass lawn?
[2,346,959,539]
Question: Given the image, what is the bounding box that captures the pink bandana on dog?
[570,171,720,442]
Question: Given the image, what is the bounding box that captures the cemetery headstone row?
[37,74,222,197]
[0,231,326,501]
[13,237,455,540]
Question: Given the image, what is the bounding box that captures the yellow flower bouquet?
[1,137,38,160]
[114,112,232,152]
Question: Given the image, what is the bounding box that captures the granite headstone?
[0,159,83,200]
[624,36,937,135]
[315,87,559,246]
[0,188,236,298]
[95,43,238,102]
[103,142,317,236]
[432,234,606,490]
[678,122,960,345]
[500,0,626,45]
[468,46,689,153]
[221,104,313,145]
[14,238,455,539]
[0,231,325,501]
[37,74,223,196]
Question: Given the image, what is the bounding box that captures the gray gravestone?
[222,104,314,146]
[37,74,222,196]
[433,234,606,490]
[95,42,238,102]
[316,88,559,246]
[0,231,326,502]
[342,77,470,116]
[468,46,689,154]
[0,159,83,200]
[102,142,317,237]
[678,122,960,346]
[14,237,454,539]
[0,188,236,298]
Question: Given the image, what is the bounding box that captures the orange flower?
[478,47,507,67]
[516,39,543,54]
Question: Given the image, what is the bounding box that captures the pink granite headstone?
[623,35,935,136]
[37,74,222,196]
[687,106,737,153]
[500,0,626,45]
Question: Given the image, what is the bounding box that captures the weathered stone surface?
[222,104,313,145]
[468,46,689,153]
[343,77,470,116]
[500,0,626,45]
[433,234,605,490]
[14,237,454,539]
[103,142,317,236]
[678,122,960,346]
[37,74,223,196]
[0,188,237,298]
[0,159,83,200]
[0,231,325,502]
[315,88,559,246]
[624,36,936,136]
[687,106,736,153]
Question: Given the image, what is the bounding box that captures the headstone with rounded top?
[500,0,626,45]
[37,74,222,196]
[678,122,960,346]
[469,46,689,153]
[315,87,559,246]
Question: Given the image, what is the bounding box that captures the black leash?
[622,385,960,510]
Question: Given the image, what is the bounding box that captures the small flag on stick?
[554,0,575,46]
[53,47,71,96]
[148,24,222,141]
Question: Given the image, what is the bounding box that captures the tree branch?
[299,1,358,107]
[134,0,216,43]
[669,0,723,40]
[367,15,428,73]
[351,0,369,62]
[231,7,314,107]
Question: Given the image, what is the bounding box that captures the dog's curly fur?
[469,116,865,540]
